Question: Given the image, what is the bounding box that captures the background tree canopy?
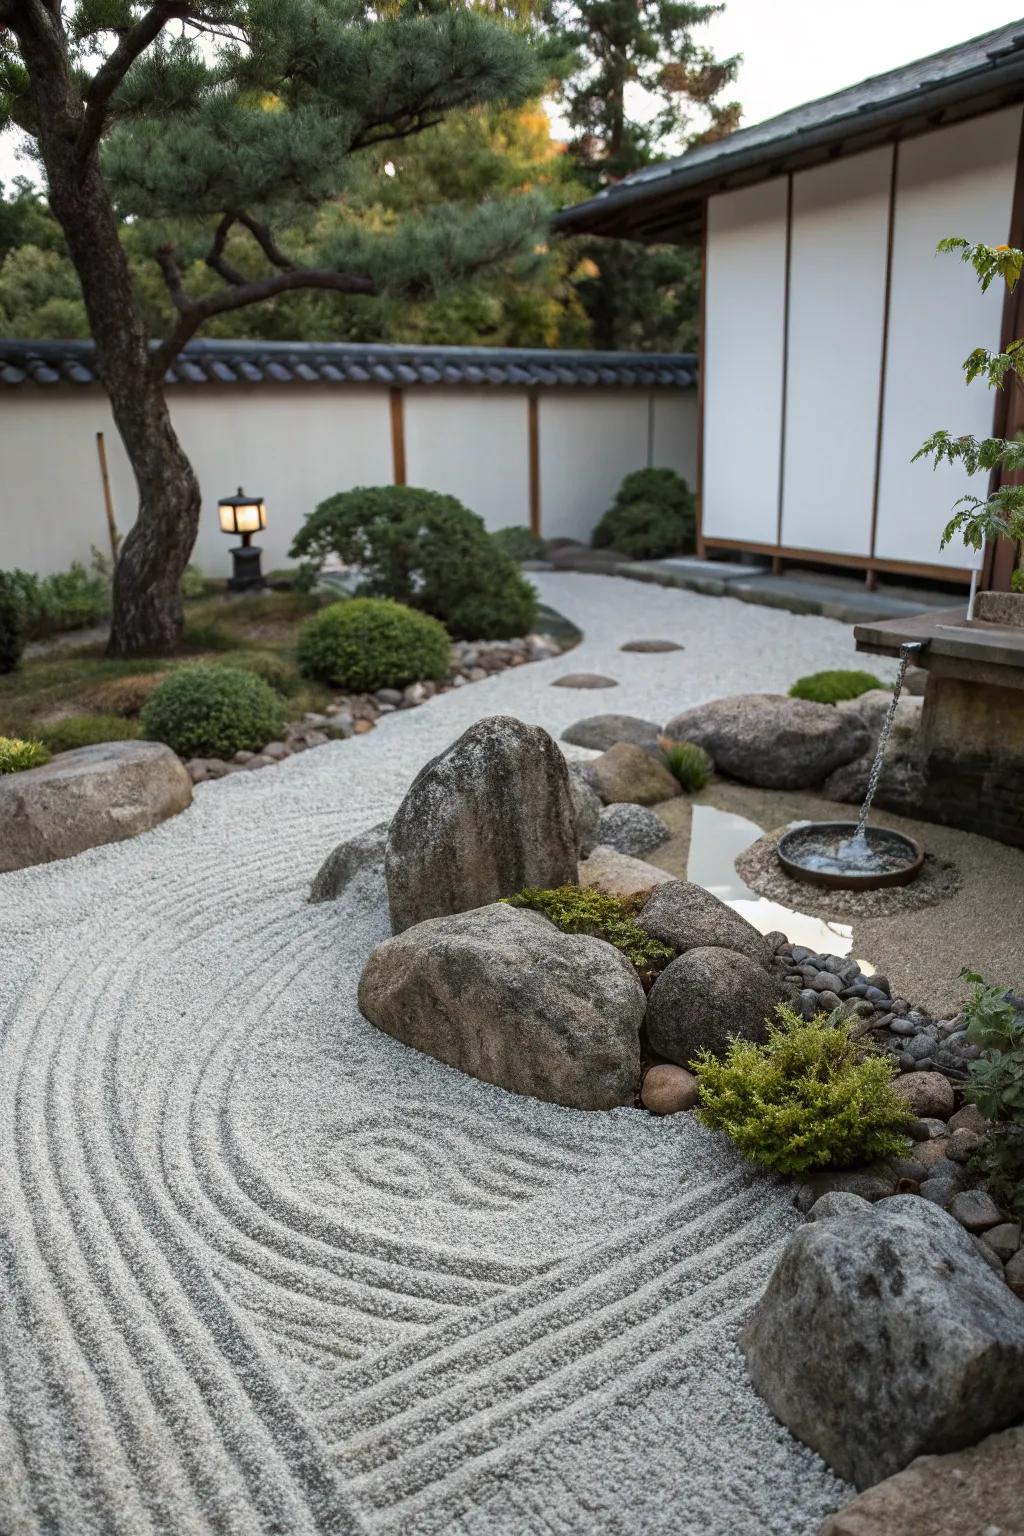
[0,0,740,352]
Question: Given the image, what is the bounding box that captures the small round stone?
[550,674,619,689]
[641,1064,698,1115]
[949,1189,1003,1232]
[946,1127,984,1163]
[892,1070,955,1119]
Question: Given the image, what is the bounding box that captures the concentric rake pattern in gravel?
[0,574,865,1535]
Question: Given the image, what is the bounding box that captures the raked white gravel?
[0,575,880,1535]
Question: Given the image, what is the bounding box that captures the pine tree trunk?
[20,15,200,657]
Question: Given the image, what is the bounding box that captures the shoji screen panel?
[874,107,1021,570]
[781,149,892,556]
[702,180,789,544]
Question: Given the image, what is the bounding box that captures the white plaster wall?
[403,390,529,531]
[650,392,699,488]
[874,107,1022,570]
[781,148,892,556]
[0,386,393,576]
[702,179,789,544]
[537,393,650,541]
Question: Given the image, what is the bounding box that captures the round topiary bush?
[789,669,884,704]
[289,485,537,640]
[140,664,287,759]
[0,572,24,675]
[0,736,51,774]
[592,468,696,560]
[296,598,451,691]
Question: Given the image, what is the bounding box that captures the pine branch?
[234,211,295,272]
[78,0,190,164]
[205,212,247,285]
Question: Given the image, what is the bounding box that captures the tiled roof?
[0,339,697,390]
[555,20,1024,238]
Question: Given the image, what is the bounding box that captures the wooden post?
[528,390,541,537]
[95,431,120,560]
[389,387,406,486]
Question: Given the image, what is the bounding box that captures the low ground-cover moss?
[503,885,674,976]
[695,1006,914,1175]
[789,669,883,704]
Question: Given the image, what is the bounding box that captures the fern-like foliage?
[936,236,1024,292]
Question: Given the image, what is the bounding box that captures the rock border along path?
[0,575,886,1535]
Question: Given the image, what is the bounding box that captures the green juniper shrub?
[503,884,675,980]
[0,571,24,674]
[0,736,51,773]
[36,713,142,753]
[140,664,287,759]
[662,740,712,792]
[789,669,883,704]
[296,598,451,692]
[592,467,696,560]
[695,1006,914,1176]
[289,485,538,640]
[491,525,548,562]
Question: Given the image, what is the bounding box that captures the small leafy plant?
[0,736,51,773]
[503,885,675,977]
[961,970,1024,1123]
[789,669,882,704]
[695,1006,914,1176]
[969,1125,1024,1220]
[2,552,112,638]
[661,739,712,792]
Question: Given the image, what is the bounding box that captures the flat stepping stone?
[562,714,663,752]
[620,639,685,653]
[551,674,618,689]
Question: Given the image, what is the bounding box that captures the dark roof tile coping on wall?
[0,338,697,390]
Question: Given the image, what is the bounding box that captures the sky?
[3,1,1024,186]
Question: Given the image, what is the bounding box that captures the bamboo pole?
[95,431,121,561]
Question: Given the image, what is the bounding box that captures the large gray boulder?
[645,945,787,1066]
[309,820,389,903]
[664,694,870,789]
[384,716,577,933]
[0,741,192,872]
[358,902,644,1109]
[741,1195,1024,1489]
[561,714,662,753]
[637,880,772,966]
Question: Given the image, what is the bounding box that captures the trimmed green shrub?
[140,665,287,758]
[0,736,51,773]
[224,651,300,696]
[0,571,24,674]
[289,485,538,640]
[789,669,883,704]
[503,885,675,977]
[592,467,696,560]
[37,714,141,753]
[296,598,451,691]
[662,740,712,792]
[491,526,548,562]
[695,1007,914,1175]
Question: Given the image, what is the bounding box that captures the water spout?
[835,640,927,869]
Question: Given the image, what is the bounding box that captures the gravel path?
[0,576,873,1535]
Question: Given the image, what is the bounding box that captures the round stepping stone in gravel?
[620,639,685,653]
[562,714,662,752]
[551,674,619,689]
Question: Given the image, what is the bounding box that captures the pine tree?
[0,1,548,655]
[554,0,740,349]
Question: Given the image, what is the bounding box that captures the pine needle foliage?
[0,736,51,773]
[503,884,675,977]
[695,1007,914,1176]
